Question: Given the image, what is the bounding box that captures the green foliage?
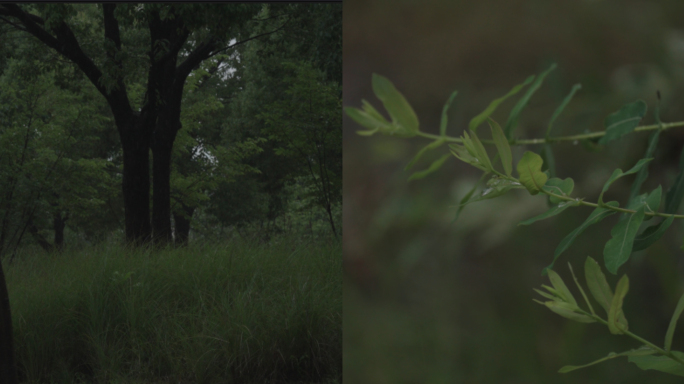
[516,151,547,195]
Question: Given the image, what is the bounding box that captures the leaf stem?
[420,121,684,145]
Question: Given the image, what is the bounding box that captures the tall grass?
[5,236,341,384]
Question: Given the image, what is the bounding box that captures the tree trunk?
[53,211,67,251]
[27,219,53,253]
[0,258,17,384]
[151,115,180,246]
[119,114,152,246]
[173,204,195,246]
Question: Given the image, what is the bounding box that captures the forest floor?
[4,236,341,384]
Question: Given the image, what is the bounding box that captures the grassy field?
[4,236,341,384]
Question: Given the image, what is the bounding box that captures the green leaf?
[440,91,458,136]
[568,262,595,316]
[608,274,629,334]
[547,269,577,306]
[545,202,620,274]
[665,148,684,214]
[504,63,557,139]
[599,158,653,204]
[517,151,548,195]
[408,154,451,181]
[465,130,493,172]
[599,100,647,145]
[345,105,387,135]
[540,144,556,179]
[560,347,656,373]
[452,174,487,222]
[628,129,661,203]
[518,200,580,226]
[450,143,487,172]
[488,118,512,176]
[465,177,524,204]
[645,185,662,215]
[372,74,420,136]
[604,205,646,275]
[468,75,535,132]
[665,292,684,352]
[542,177,574,204]
[543,301,596,323]
[405,138,446,171]
[584,256,628,328]
[546,83,582,139]
[629,351,684,377]
[633,215,675,251]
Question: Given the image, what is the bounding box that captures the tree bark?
[173,204,195,246]
[53,211,67,251]
[0,259,17,384]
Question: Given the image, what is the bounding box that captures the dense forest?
[0,3,341,384]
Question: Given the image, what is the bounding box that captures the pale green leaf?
[372,74,420,136]
[468,75,535,132]
[405,138,446,171]
[547,269,577,306]
[560,347,656,373]
[599,100,647,145]
[633,215,675,251]
[542,177,574,204]
[546,83,582,139]
[544,301,595,323]
[517,151,547,195]
[608,275,629,334]
[665,292,684,352]
[408,154,451,181]
[518,200,579,226]
[568,262,595,316]
[604,205,645,275]
[467,129,493,172]
[629,351,684,377]
[488,118,512,176]
[645,185,662,215]
[464,177,524,204]
[505,63,556,138]
[440,91,458,136]
[450,144,488,172]
[599,158,653,203]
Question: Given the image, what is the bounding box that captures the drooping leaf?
[604,205,646,274]
[560,347,656,373]
[665,148,684,214]
[468,74,535,132]
[547,269,577,306]
[544,202,619,274]
[465,177,524,204]
[405,138,446,171]
[628,129,661,203]
[633,215,675,251]
[629,351,684,377]
[608,274,629,334]
[546,83,582,139]
[504,63,557,139]
[408,154,451,181]
[584,256,628,328]
[517,151,547,195]
[440,90,458,136]
[599,100,647,145]
[543,301,595,323]
[598,158,653,204]
[518,200,580,226]
[372,73,420,136]
[488,118,512,176]
[665,292,684,352]
[542,177,574,204]
[540,144,556,179]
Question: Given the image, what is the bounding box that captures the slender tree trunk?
[53,211,67,251]
[173,204,195,246]
[0,258,17,384]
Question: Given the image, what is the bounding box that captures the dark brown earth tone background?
[344,1,684,383]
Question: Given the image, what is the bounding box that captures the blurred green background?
[343,0,684,383]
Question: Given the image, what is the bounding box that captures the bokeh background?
[343,1,684,383]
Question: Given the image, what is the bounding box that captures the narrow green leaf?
[488,118,512,176]
[665,292,684,352]
[568,262,595,316]
[645,185,662,215]
[633,215,675,251]
[468,75,535,132]
[542,177,574,204]
[408,154,451,181]
[452,174,487,222]
[345,105,387,135]
[604,205,646,275]
[517,151,548,195]
[599,100,647,145]
[464,177,524,204]
[518,200,579,226]
[628,129,661,203]
[440,91,458,136]
[505,63,557,139]
[560,347,656,373]
[405,138,446,171]
[540,144,556,179]
[665,148,684,214]
[629,351,684,377]
[547,269,577,306]
[534,288,558,301]
[372,73,420,135]
[450,144,488,172]
[608,275,629,334]
[585,256,614,316]
[599,158,653,204]
[543,301,595,323]
[545,202,619,274]
[546,83,582,139]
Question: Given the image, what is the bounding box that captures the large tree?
[0,4,288,245]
